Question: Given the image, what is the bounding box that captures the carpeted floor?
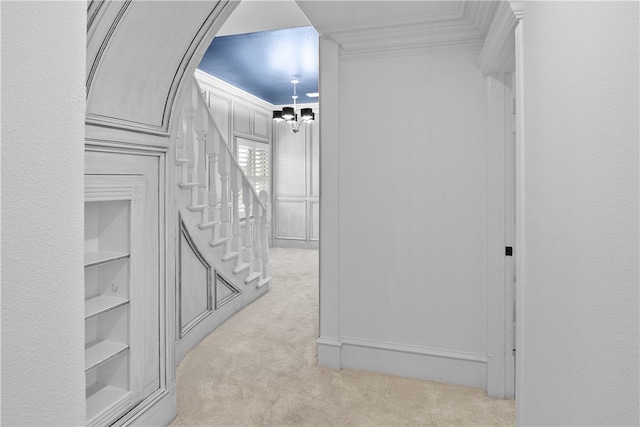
[170,247,515,426]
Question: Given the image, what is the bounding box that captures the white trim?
[320,2,496,58]
[477,1,518,77]
[317,336,488,388]
[339,338,487,389]
[513,10,526,422]
[317,337,342,370]
[318,37,341,363]
[339,41,484,62]
[342,337,487,363]
[195,69,274,112]
[485,75,508,399]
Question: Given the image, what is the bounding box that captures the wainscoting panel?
[276,122,307,197]
[276,200,307,240]
[310,201,320,241]
[233,103,252,135]
[178,220,212,338]
[310,114,320,198]
[215,272,241,309]
[253,110,269,139]
[209,93,232,146]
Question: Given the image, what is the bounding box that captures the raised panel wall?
[178,221,212,338]
[233,103,252,135]
[254,110,269,139]
[276,122,307,197]
[311,201,320,241]
[273,111,319,248]
[209,94,232,145]
[276,201,307,240]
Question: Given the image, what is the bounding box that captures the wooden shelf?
[86,384,130,424]
[85,295,129,320]
[84,251,130,268]
[85,340,129,372]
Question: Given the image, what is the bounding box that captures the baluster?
[242,182,254,272]
[217,147,230,247]
[259,190,271,284]
[194,102,207,209]
[184,83,198,183]
[254,198,263,278]
[230,164,242,257]
[206,118,220,235]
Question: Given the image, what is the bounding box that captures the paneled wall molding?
[273,105,319,248]
[477,1,518,77]
[86,0,131,95]
[87,1,237,136]
[215,272,242,309]
[86,124,170,151]
[195,69,273,112]
[178,217,213,339]
[196,70,273,146]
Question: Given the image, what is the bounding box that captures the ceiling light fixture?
[273,79,315,133]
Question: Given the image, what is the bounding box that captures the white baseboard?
[122,382,176,427]
[318,337,487,389]
[273,239,319,250]
[317,337,342,370]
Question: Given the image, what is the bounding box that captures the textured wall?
[1,2,86,425]
[519,2,639,425]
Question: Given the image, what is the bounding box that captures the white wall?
[1,2,86,425]
[518,2,639,425]
[326,49,490,387]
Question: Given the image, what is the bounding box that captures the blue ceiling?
[198,26,319,106]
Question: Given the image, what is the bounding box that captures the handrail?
[193,77,267,211]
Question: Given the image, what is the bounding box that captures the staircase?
[174,77,272,358]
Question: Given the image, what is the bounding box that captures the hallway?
[171,248,515,426]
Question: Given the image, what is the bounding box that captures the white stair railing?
[175,77,271,288]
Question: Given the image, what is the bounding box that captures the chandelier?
[272,79,315,133]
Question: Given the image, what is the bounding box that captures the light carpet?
[170,248,515,426]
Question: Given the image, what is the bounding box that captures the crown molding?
[195,69,275,111]
[477,1,518,76]
[322,1,499,57]
[340,38,484,62]
[319,2,465,36]
[509,1,524,20]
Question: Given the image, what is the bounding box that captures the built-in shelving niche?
[84,198,132,425]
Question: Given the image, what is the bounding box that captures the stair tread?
[188,204,208,212]
[179,182,199,189]
[211,237,230,247]
[199,221,219,230]
[233,263,251,274]
[257,277,272,289]
[222,251,239,261]
[244,271,262,284]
